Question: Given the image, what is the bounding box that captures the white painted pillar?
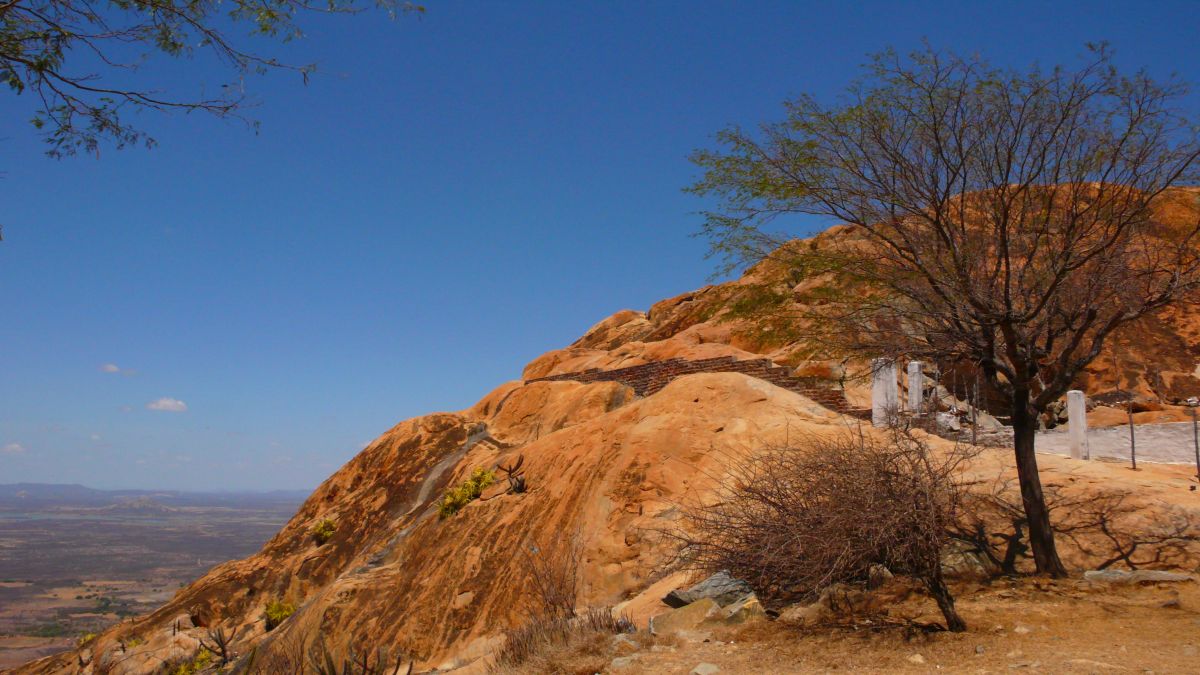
[907,361,924,414]
[1067,389,1089,460]
[872,358,898,428]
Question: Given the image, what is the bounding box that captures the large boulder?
[662,571,753,608]
[648,598,720,636]
[716,594,766,624]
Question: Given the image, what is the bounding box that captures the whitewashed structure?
[907,361,924,414]
[1067,389,1089,460]
[871,358,898,428]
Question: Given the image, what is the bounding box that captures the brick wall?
[525,356,859,413]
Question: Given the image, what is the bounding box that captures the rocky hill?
[14,189,1200,674]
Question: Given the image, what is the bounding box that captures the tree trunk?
[925,572,966,632]
[1011,388,1069,577]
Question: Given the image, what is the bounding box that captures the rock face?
[16,188,1200,674]
[16,373,843,674]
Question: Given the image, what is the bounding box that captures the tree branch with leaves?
[1,0,422,157]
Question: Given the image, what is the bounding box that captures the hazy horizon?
[0,481,314,495]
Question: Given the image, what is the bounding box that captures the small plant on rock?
[198,625,240,665]
[438,467,495,518]
[264,599,296,631]
[310,518,337,546]
[498,454,527,494]
[165,647,213,675]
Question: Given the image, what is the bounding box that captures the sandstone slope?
[14,189,1200,673]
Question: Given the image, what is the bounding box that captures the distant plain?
[0,484,303,669]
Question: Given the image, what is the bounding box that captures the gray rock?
[1083,569,1194,584]
[612,633,639,655]
[941,539,997,577]
[936,412,961,431]
[974,410,1003,431]
[867,564,893,589]
[691,664,721,675]
[663,571,753,608]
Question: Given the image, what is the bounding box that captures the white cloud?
[146,397,188,412]
[90,434,101,441]
[100,363,137,376]
[1,443,26,455]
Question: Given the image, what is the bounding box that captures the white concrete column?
[907,361,924,414]
[872,358,898,428]
[1067,389,1089,460]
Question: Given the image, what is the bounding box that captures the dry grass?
[491,607,635,673]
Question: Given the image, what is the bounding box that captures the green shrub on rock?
[264,599,295,631]
[166,648,212,675]
[310,518,337,545]
[438,467,495,518]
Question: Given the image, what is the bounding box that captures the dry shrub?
[953,476,1200,574]
[522,534,583,620]
[240,632,307,674]
[492,607,634,673]
[494,535,634,671]
[240,633,411,675]
[306,636,411,675]
[671,429,971,632]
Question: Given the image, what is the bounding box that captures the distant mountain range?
[0,483,310,509]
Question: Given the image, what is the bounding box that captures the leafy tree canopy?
[688,43,1200,577]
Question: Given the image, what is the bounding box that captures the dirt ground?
[537,576,1200,674]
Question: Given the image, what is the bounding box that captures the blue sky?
[2,1,1198,491]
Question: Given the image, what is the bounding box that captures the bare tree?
[689,44,1200,577]
[670,430,973,632]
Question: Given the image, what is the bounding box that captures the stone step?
[526,356,853,413]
